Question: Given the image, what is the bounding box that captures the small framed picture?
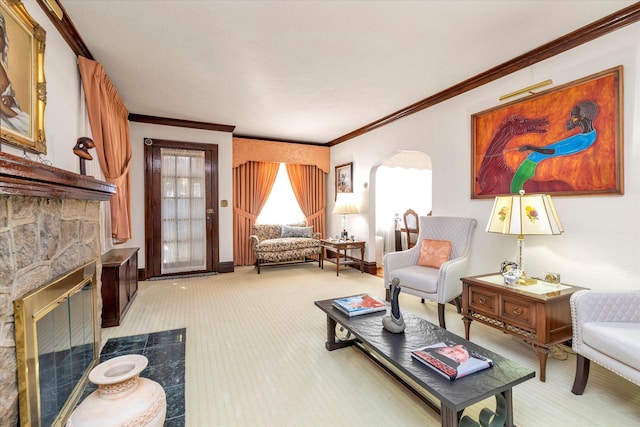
[335,162,353,198]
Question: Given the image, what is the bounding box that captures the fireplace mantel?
[0,151,115,200]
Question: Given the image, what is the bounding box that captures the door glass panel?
[161,148,206,274]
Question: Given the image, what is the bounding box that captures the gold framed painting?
[335,162,353,199]
[0,0,46,154]
[471,66,623,198]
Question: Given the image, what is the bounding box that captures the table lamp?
[333,193,359,239]
[486,190,563,284]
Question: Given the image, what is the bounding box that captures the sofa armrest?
[571,290,640,325]
[571,290,640,349]
[382,246,420,289]
[249,234,260,249]
[569,290,640,368]
[437,255,470,303]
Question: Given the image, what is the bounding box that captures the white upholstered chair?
[383,216,477,329]
[570,289,640,394]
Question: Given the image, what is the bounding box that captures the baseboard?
[219,261,235,273]
[363,261,377,275]
[138,262,235,280]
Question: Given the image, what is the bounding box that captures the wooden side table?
[461,273,586,382]
[319,239,365,276]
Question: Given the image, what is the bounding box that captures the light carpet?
[101,264,640,426]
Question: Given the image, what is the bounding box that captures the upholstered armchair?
[383,216,477,329]
[570,290,640,395]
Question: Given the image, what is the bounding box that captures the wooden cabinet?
[461,273,586,382]
[101,248,139,327]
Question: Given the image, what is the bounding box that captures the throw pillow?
[417,239,452,268]
[281,225,313,238]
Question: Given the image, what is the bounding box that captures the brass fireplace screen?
[14,261,100,426]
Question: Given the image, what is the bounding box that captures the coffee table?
[315,297,535,427]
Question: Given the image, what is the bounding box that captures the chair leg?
[571,354,590,395]
[257,260,261,274]
[454,296,462,313]
[438,303,446,329]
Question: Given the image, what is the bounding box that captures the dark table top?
[315,297,535,411]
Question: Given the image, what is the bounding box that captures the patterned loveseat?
[249,223,321,273]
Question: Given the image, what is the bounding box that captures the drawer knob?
[478,296,487,304]
[513,307,523,316]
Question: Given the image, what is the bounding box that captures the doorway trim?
[143,138,220,279]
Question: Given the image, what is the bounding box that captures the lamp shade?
[486,193,563,236]
[332,193,359,215]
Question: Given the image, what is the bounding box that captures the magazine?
[411,342,493,381]
[332,294,387,317]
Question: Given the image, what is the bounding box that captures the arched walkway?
[369,151,432,268]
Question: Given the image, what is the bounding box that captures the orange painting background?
[472,68,621,197]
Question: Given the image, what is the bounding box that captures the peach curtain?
[233,161,280,265]
[285,164,326,239]
[77,56,132,242]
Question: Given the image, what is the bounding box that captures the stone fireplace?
[0,152,115,426]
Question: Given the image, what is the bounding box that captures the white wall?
[330,22,640,290]
[13,2,235,269]
[16,1,640,285]
[126,123,234,268]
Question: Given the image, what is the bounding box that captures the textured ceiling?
[59,1,634,144]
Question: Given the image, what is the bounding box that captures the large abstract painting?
[471,66,623,198]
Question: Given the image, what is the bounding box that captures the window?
[256,163,306,224]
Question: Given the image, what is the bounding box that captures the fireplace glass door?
[14,261,99,427]
[36,281,95,425]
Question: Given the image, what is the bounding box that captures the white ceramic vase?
[66,354,166,427]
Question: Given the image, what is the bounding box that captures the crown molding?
[128,114,235,133]
[35,0,93,59]
[34,1,640,147]
[328,2,640,146]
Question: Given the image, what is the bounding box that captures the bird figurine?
[382,277,405,333]
[73,137,95,175]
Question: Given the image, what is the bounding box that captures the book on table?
[332,294,387,317]
[411,342,494,381]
